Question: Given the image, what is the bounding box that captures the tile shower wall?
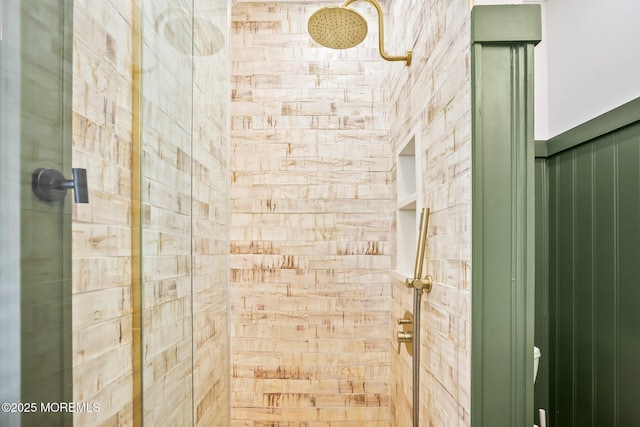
[230,2,392,426]
[71,1,230,425]
[385,1,472,426]
[71,1,135,425]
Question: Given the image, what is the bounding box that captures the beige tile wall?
[231,0,472,426]
[386,0,472,426]
[71,0,135,425]
[230,2,392,426]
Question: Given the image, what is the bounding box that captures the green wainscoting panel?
[546,121,640,427]
[534,159,549,427]
[471,5,541,427]
[616,125,640,427]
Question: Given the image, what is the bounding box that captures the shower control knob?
[396,331,413,354]
[398,331,413,342]
[397,331,413,342]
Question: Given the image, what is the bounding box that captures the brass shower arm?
[342,0,412,66]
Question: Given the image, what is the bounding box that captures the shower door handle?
[32,167,89,203]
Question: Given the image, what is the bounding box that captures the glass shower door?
[140,2,195,424]
[0,0,74,426]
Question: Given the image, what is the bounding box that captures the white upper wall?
[473,0,640,140]
[543,0,640,138]
[472,0,549,138]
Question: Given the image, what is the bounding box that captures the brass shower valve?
[396,311,414,355]
[405,274,433,292]
[397,331,413,354]
[397,331,413,342]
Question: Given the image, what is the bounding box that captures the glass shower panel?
[190,2,230,425]
[0,0,73,426]
[140,1,195,425]
[139,0,230,424]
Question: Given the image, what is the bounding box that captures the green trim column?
[470,5,541,427]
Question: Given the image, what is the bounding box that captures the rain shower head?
[308,6,368,50]
[307,0,412,66]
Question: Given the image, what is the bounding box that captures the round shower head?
[157,8,225,56]
[308,6,368,50]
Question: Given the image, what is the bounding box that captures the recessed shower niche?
[393,126,423,278]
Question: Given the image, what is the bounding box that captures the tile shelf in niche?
[398,193,417,210]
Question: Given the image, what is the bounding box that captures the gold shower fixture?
[406,208,432,292]
[308,0,412,66]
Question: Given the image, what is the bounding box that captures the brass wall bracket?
[405,274,433,293]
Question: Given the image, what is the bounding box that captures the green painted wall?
[542,121,640,426]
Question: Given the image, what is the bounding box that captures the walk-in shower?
[308,0,412,65]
